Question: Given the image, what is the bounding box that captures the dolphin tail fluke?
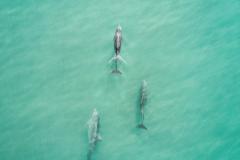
[137,123,147,130]
[111,69,122,74]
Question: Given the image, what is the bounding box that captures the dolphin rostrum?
[109,25,126,74]
[137,80,148,130]
[87,109,102,160]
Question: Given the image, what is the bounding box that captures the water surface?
[0,0,240,160]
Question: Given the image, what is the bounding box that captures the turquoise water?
[0,0,240,160]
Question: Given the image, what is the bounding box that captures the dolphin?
[87,109,102,160]
[137,80,148,130]
[109,25,126,74]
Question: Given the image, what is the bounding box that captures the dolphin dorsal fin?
[97,134,102,141]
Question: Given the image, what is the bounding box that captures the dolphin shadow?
[87,150,92,160]
[135,87,142,128]
[135,82,148,131]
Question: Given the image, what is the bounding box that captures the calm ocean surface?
[0,0,240,160]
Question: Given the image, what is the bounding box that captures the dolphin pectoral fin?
[109,56,117,63]
[117,55,127,64]
[97,134,102,141]
[109,55,127,64]
[109,57,114,63]
[137,124,147,130]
